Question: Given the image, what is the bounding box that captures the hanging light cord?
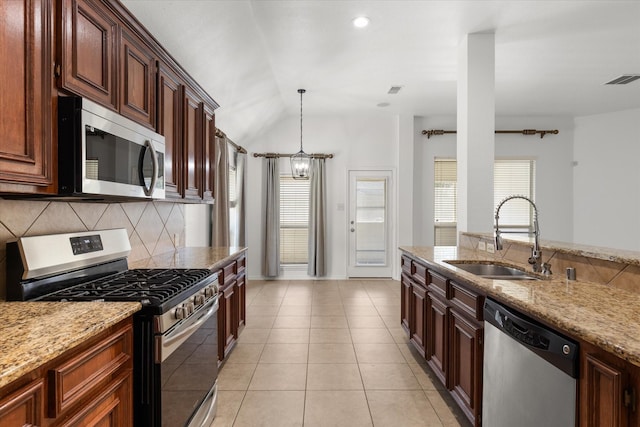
[299,89,305,152]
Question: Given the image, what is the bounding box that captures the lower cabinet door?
[410,281,427,357]
[0,379,44,426]
[237,275,246,331]
[400,273,412,335]
[427,293,449,387]
[58,372,132,427]
[580,350,630,427]
[449,308,483,427]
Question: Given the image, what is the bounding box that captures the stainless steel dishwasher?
[482,298,579,427]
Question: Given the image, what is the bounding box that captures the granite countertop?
[400,246,640,368]
[128,246,247,270]
[0,301,141,389]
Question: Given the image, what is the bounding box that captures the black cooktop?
[35,268,216,313]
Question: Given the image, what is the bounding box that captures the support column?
[456,33,495,237]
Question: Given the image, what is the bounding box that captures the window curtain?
[212,134,230,247]
[236,151,247,247]
[263,158,280,277]
[308,158,326,276]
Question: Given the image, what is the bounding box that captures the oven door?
[158,296,219,426]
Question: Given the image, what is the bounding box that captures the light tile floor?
[212,279,471,427]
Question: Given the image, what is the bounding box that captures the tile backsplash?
[0,199,185,299]
[459,233,640,294]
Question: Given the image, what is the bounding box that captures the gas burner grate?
[39,268,215,307]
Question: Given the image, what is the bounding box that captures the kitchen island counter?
[400,245,640,368]
[0,301,141,388]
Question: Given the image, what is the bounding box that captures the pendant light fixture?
[291,88,310,179]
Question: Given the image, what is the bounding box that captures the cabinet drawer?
[450,281,484,321]
[401,255,412,275]
[412,262,428,287]
[48,324,132,417]
[428,271,448,298]
[223,261,237,285]
[237,256,246,275]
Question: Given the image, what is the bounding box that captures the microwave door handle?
[142,140,158,197]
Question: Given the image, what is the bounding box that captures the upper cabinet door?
[157,63,183,199]
[0,0,55,193]
[182,85,203,201]
[202,102,215,201]
[120,27,156,129]
[59,0,118,110]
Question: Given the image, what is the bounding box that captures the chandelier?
[291,89,310,179]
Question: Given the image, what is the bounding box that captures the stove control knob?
[174,306,186,320]
[194,294,206,306]
[204,286,216,298]
[185,302,195,315]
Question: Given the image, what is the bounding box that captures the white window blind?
[434,159,457,246]
[280,175,309,264]
[433,159,535,244]
[494,160,536,229]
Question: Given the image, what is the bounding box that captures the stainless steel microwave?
[58,97,165,199]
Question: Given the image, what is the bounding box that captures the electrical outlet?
[486,242,495,254]
[478,241,486,251]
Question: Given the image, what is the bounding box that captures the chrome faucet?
[494,195,550,274]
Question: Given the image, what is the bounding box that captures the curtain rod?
[421,129,559,139]
[215,129,247,153]
[252,152,334,159]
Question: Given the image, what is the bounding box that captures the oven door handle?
[156,296,219,363]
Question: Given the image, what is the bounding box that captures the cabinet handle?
[54,63,61,78]
[624,387,636,412]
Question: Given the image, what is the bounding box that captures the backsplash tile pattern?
[0,199,185,300]
[460,233,640,294]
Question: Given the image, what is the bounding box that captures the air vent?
[604,75,640,85]
[387,86,403,94]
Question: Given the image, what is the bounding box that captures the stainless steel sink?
[445,261,540,280]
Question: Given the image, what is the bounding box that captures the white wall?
[184,204,211,247]
[414,115,575,246]
[245,114,400,280]
[573,108,640,250]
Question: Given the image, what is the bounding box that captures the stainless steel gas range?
[6,228,219,427]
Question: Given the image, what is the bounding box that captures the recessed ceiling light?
[352,16,370,28]
[377,102,390,107]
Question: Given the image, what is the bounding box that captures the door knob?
[350,228,355,232]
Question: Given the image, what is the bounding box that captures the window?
[494,160,536,231]
[280,175,309,264]
[434,159,457,246]
[433,159,535,245]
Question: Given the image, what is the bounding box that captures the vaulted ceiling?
[123,0,640,144]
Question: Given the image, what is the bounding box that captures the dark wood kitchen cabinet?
[156,60,218,201]
[426,289,449,386]
[59,0,119,111]
[119,27,156,128]
[0,0,55,194]
[400,252,484,427]
[157,62,183,199]
[217,253,248,364]
[400,256,412,334]
[59,0,157,129]
[182,85,204,201]
[449,306,483,425]
[0,379,44,425]
[579,340,640,427]
[0,318,133,426]
[202,102,216,202]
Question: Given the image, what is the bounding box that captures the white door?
[347,170,393,277]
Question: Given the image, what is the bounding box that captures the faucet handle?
[542,262,552,276]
